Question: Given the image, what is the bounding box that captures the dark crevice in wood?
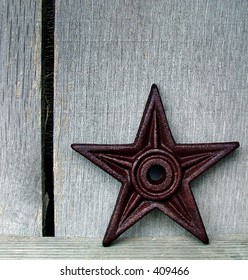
[41,0,55,236]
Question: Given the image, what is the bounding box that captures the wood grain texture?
[0,0,42,235]
[0,235,247,259]
[54,0,248,238]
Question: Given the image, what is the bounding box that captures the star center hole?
[147,165,166,184]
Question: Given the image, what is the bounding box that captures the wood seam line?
[41,0,55,237]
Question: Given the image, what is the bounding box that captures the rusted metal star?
[71,84,239,246]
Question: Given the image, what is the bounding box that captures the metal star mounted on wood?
[71,84,239,246]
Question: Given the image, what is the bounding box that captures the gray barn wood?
[54,0,248,239]
[0,235,247,259]
[0,0,42,235]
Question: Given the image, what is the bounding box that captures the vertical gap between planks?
[41,0,55,236]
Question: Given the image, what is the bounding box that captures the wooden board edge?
[0,235,247,259]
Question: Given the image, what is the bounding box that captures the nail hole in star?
[147,165,166,184]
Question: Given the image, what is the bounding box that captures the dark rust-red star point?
[71,84,239,246]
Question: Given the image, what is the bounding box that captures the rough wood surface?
[54,0,248,238]
[0,235,247,259]
[0,0,42,235]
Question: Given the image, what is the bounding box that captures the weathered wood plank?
[54,0,248,238]
[0,0,42,235]
[0,235,247,259]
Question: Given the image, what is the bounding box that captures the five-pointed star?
[71,84,239,246]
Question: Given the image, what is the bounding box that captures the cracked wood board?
[0,0,42,235]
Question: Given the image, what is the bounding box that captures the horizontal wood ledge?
[0,235,247,259]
